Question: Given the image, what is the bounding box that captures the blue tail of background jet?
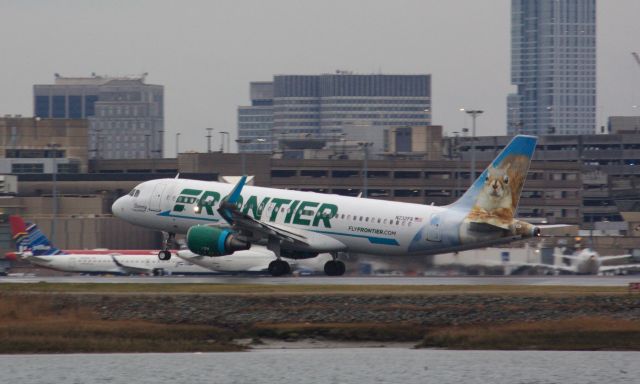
[9,215,64,256]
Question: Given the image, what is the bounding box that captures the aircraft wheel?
[335,260,346,276]
[158,250,171,261]
[324,260,337,276]
[268,260,290,277]
[152,268,165,276]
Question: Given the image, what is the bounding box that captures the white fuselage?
[112,178,513,257]
[22,250,275,275]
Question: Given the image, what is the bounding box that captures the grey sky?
[1,0,639,155]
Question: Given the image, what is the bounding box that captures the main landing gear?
[324,259,346,276]
[158,232,175,261]
[268,259,291,277]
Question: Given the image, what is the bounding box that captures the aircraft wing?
[110,255,151,275]
[511,262,576,273]
[217,176,346,253]
[599,263,640,273]
[599,254,632,262]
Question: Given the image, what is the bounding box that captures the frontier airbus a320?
[112,135,544,276]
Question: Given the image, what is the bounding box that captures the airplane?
[511,247,640,275]
[6,216,274,276]
[111,135,544,277]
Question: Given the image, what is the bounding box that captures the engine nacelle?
[510,220,540,238]
[186,225,250,256]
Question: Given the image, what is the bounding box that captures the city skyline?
[1,0,639,155]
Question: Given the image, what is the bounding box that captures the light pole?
[358,142,373,198]
[463,109,484,184]
[206,128,214,153]
[175,132,180,156]
[219,131,229,153]
[47,143,61,242]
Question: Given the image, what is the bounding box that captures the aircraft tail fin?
[9,215,64,256]
[448,135,537,225]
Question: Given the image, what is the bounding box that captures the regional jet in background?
[112,135,547,277]
[513,247,640,275]
[7,216,277,276]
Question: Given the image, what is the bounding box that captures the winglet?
[228,175,247,205]
[218,175,247,224]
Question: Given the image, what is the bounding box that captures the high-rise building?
[237,82,274,153]
[238,73,431,153]
[508,0,596,136]
[34,74,164,159]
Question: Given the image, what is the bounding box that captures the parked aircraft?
[112,135,544,276]
[7,216,273,276]
[514,247,639,275]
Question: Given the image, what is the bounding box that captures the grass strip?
[0,282,628,296]
[417,317,640,350]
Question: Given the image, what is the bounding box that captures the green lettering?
[269,198,291,222]
[293,201,319,226]
[173,189,203,212]
[242,195,271,220]
[197,191,220,215]
[312,203,338,228]
[284,200,300,224]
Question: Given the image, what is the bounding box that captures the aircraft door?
[148,182,167,212]
[426,214,441,242]
[161,184,177,212]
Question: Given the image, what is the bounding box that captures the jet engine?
[186,225,250,256]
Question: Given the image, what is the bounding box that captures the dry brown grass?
[419,317,640,350]
[0,282,628,296]
[0,294,243,354]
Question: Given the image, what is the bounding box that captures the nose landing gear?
[158,232,176,261]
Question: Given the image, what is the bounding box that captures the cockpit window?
[128,189,135,196]
[134,190,140,197]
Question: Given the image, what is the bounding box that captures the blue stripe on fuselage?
[310,229,399,246]
[158,210,220,222]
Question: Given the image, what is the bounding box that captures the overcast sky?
[1,0,639,155]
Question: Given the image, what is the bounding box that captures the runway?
[2,275,639,286]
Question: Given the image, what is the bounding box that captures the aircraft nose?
[111,196,125,217]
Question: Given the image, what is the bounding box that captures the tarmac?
[2,275,639,286]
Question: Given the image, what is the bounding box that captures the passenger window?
[359,216,363,221]
[377,218,381,223]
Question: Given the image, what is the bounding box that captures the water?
[1,349,638,384]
